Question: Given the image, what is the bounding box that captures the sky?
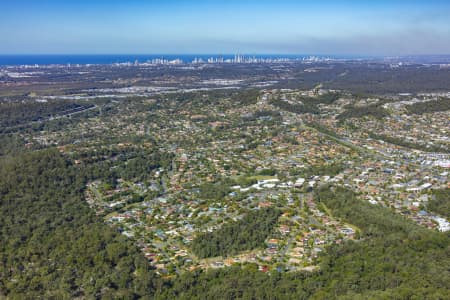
[1,0,450,55]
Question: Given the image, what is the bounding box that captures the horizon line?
[1,53,450,57]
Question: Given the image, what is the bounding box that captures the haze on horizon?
[1,0,450,56]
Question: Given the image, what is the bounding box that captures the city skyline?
[1,0,450,55]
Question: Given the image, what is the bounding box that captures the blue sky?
[1,0,450,55]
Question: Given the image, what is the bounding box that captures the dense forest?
[323,64,450,93]
[73,145,174,183]
[292,162,344,178]
[231,89,259,105]
[270,98,320,114]
[315,92,341,104]
[337,104,389,120]
[198,180,233,200]
[0,149,158,298]
[428,188,450,218]
[191,208,281,258]
[0,100,92,130]
[0,134,28,156]
[406,98,450,114]
[270,93,341,115]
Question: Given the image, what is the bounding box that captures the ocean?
[0,54,340,66]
